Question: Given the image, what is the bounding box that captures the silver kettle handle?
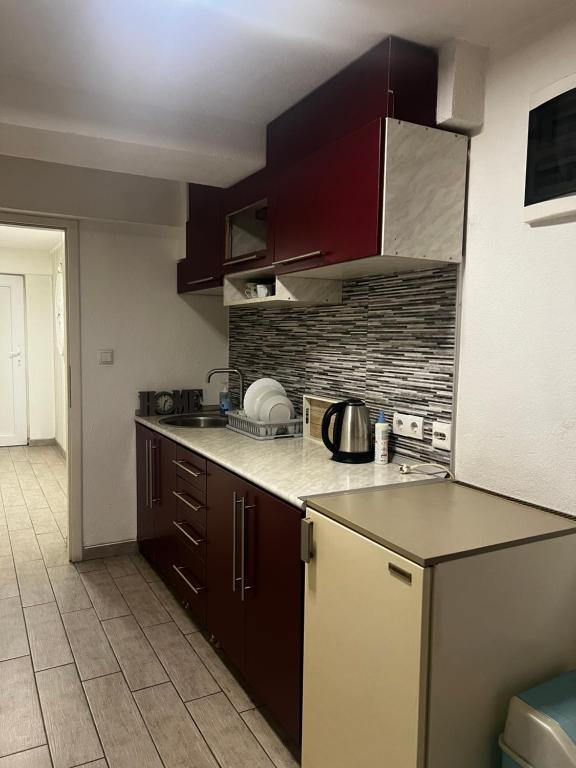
[321,401,346,454]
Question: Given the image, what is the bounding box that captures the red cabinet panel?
[244,485,303,743]
[221,168,273,274]
[267,36,436,173]
[273,120,383,272]
[154,434,177,569]
[136,425,154,560]
[206,461,303,744]
[178,184,223,293]
[205,462,247,672]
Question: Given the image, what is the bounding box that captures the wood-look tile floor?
[0,446,299,768]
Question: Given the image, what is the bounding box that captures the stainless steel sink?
[159,412,227,428]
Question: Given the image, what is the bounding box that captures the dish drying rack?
[226,410,303,441]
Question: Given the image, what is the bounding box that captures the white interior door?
[0,274,27,446]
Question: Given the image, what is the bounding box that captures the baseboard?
[81,540,138,560]
[28,438,57,447]
[54,443,67,460]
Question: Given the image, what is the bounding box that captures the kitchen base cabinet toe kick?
[136,424,303,745]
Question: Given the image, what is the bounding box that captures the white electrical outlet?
[432,421,452,451]
[393,413,424,440]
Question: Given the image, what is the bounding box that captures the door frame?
[0,211,82,562]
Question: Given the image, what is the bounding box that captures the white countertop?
[135,415,429,509]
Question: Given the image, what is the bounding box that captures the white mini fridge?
[300,483,576,768]
[300,508,430,768]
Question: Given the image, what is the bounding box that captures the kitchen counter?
[135,415,430,508]
[307,481,576,565]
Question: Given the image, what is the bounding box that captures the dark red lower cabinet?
[205,465,247,672]
[136,424,164,563]
[243,485,303,743]
[136,425,152,557]
[136,430,304,745]
[206,462,303,744]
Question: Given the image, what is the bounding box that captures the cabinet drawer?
[171,518,207,565]
[173,476,207,532]
[173,447,207,494]
[169,540,207,624]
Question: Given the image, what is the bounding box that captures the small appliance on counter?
[321,398,372,463]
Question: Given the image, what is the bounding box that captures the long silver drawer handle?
[240,500,256,602]
[187,276,216,285]
[172,459,204,478]
[173,520,205,546]
[274,250,323,266]
[226,253,263,266]
[145,439,150,507]
[172,565,206,595]
[172,490,204,512]
[150,442,160,504]
[232,491,242,593]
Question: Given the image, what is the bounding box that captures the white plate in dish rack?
[243,378,286,419]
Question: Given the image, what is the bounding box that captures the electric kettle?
[321,398,373,463]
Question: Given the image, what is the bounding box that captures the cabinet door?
[205,462,247,672]
[136,425,154,559]
[154,434,177,570]
[266,37,436,174]
[222,168,273,274]
[244,487,303,744]
[301,510,430,768]
[178,184,224,293]
[273,121,383,272]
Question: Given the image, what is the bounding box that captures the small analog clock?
[154,391,175,416]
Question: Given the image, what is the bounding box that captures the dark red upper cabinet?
[273,120,383,271]
[221,168,273,274]
[180,35,442,292]
[178,183,224,294]
[266,36,437,174]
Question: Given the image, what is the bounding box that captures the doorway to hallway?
[0,224,69,546]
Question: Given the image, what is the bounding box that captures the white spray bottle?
[374,410,391,464]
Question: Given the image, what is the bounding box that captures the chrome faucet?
[206,368,244,408]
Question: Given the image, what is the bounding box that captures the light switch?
[98,349,114,365]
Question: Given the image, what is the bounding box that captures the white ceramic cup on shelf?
[256,284,274,298]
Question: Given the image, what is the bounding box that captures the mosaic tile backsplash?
[229,266,458,464]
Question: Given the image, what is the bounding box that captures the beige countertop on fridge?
[306,480,576,565]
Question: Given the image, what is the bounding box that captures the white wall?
[0,155,186,227]
[80,220,228,547]
[456,8,576,515]
[0,249,52,275]
[0,249,56,441]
